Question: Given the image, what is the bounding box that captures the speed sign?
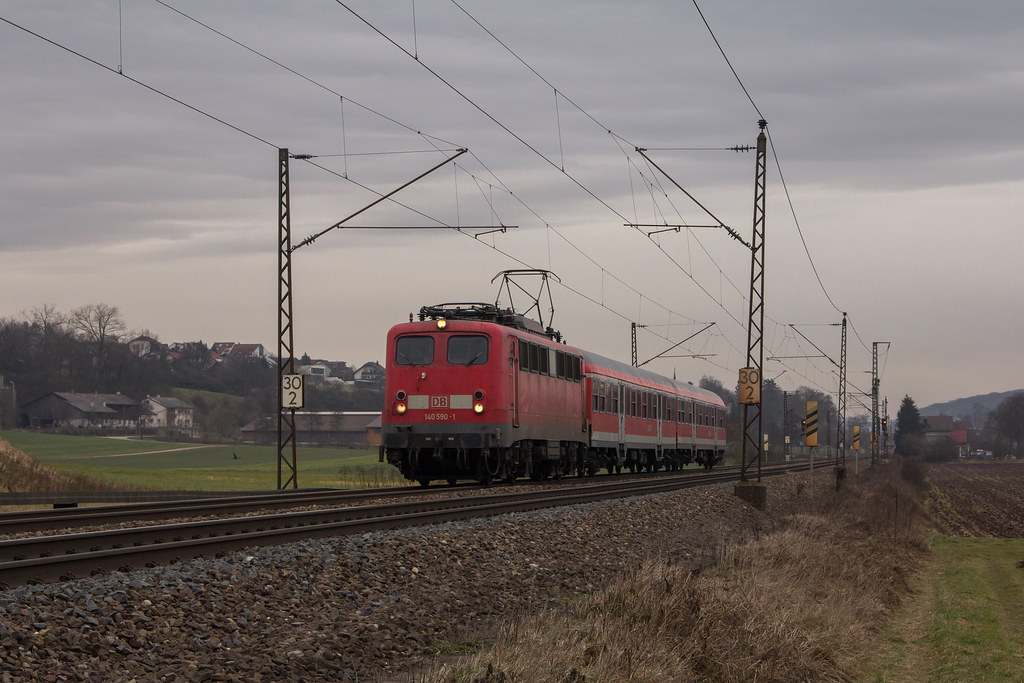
[738,367,761,405]
[282,374,304,409]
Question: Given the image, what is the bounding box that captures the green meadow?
[868,535,1024,682]
[0,430,405,491]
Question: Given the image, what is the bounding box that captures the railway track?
[0,462,810,588]
[0,464,758,535]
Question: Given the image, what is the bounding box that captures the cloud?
[1,1,1023,406]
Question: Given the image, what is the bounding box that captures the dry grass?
[0,437,126,493]
[427,465,932,682]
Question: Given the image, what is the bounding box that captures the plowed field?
[926,461,1024,537]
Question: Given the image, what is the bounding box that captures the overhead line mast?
[275,147,510,490]
[736,120,768,508]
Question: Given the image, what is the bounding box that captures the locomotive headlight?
[396,403,407,415]
[436,319,447,329]
[473,403,485,414]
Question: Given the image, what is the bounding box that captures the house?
[298,363,332,384]
[128,335,167,359]
[211,342,274,365]
[353,361,385,387]
[141,396,197,437]
[923,415,972,457]
[20,392,144,430]
[241,411,381,446]
[298,360,357,386]
[166,342,220,370]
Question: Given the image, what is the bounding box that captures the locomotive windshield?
[447,335,489,365]
[395,335,434,365]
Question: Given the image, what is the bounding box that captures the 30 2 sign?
[281,374,304,409]
[738,367,761,405]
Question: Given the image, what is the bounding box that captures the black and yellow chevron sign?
[805,400,819,447]
[853,425,861,451]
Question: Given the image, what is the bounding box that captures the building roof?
[145,396,193,409]
[26,392,140,414]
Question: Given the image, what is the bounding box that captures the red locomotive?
[380,303,727,485]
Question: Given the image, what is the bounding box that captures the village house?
[20,392,146,430]
[353,361,385,387]
[211,342,274,365]
[141,396,198,438]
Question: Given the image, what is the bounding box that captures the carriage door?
[657,394,663,451]
[617,383,625,447]
[510,337,520,428]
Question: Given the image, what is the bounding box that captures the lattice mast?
[277,149,298,489]
[739,121,768,482]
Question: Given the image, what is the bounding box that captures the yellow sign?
[738,367,761,405]
[805,400,819,447]
[853,425,861,451]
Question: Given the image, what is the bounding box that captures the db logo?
[430,395,449,408]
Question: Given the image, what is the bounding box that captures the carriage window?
[395,335,434,365]
[612,384,619,414]
[448,335,489,365]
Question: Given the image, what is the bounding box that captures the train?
[380,303,727,486]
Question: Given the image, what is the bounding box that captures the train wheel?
[417,479,431,487]
[447,479,457,486]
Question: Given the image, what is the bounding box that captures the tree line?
[0,304,383,438]
[896,393,1024,460]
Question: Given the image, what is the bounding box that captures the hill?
[921,389,1024,420]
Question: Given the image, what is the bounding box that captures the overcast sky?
[2,1,1022,411]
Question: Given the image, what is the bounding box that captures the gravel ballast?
[0,470,834,681]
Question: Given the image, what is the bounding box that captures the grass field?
[0,430,405,491]
[867,535,1024,681]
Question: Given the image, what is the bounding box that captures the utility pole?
[736,120,768,509]
[836,313,847,487]
[631,322,644,367]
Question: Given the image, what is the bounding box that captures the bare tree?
[69,304,127,389]
[27,303,67,333]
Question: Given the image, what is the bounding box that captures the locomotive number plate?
[424,412,455,422]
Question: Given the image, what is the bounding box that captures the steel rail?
[0,463,811,587]
[0,465,750,534]
[0,484,442,534]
